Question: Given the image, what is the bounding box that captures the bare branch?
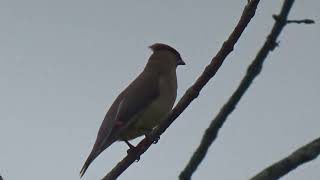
[273,15,315,24]
[287,19,315,24]
[101,0,261,179]
[250,137,320,180]
[179,0,300,179]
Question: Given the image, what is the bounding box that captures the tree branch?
[101,0,261,179]
[249,137,320,180]
[179,0,303,179]
[273,15,315,24]
[179,0,318,180]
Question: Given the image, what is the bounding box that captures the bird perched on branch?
[80,43,185,177]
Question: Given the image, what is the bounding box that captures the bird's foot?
[124,140,141,161]
[153,136,160,144]
[144,134,160,144]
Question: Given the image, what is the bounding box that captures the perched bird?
[80,43,185,177]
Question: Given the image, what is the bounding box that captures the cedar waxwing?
[80,43,185,177]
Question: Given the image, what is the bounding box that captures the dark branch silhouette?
[287,19,315,24]
[250,137,320,180]
[179,0,306,179]
[102,0,261,179]
[272,15,315,24]
[286,19,315,24]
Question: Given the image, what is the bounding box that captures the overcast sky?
[0,0,319,180]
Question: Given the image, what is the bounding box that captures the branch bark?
[250,137,320,180]
[179,0,298,179]
[286,19,315,24]
[102,0,261,179]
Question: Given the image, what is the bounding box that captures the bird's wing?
[80,71,159,177]
[111,71,160,132]
[100,70,160,148]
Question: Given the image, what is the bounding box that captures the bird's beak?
[177,58,186,66]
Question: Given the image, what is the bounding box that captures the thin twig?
[101,0,261,179]
[287,19,315,24]
[179,0,300,179]
[273,15,315,24]
[250,137,320,180]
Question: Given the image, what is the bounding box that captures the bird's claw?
[126,146,136,154]
[126,147,141,162]
[144,132,160,144]
[135,156,140,162]
[153,136,160,144]
[125,140,141,161]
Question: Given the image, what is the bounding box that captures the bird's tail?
[79,139,114,178]
[80,151,98,178]
[80,133,116,177]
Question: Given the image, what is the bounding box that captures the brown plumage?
[80,43,185,177]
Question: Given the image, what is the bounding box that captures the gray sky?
[0,0,319,179]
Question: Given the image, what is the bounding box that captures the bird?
[80,43,185,177]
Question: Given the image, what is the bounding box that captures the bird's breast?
[137,75,177,126]
[123,74,177,140]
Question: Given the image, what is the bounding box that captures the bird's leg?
[124,140,136,150]
[142,128,160,144]
[124,140,140,162]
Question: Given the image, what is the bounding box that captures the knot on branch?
[186,87,199,100]
[273,14,286,24]
[266,35,279,51]
[247,61,262,75]
[222,41,234,52]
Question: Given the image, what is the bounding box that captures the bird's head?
[148,43,186,71]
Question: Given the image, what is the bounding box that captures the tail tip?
[79,164,88,178]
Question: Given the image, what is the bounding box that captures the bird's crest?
[149,43,181,59]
